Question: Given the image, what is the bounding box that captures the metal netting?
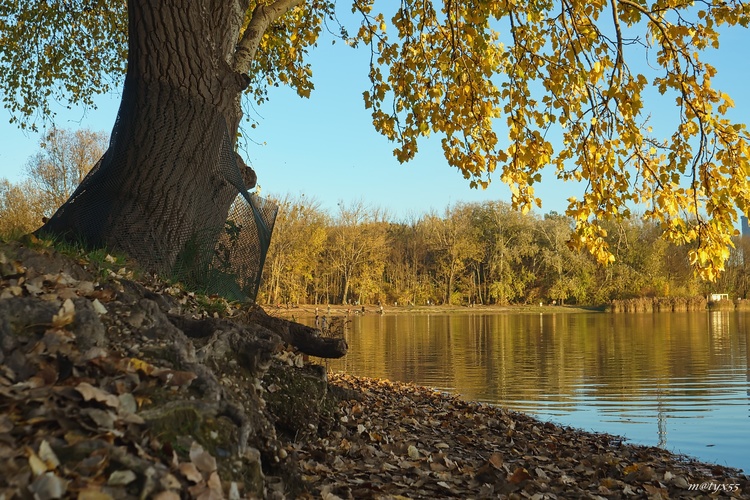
[174,193,277,302]
[39,79,277,302]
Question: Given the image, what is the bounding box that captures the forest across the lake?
[257,196,750,309]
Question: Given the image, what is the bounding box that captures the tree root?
[244,305,348,359]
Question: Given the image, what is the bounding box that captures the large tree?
[1,0,749,280]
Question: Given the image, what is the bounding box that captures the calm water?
[310,311,750,473]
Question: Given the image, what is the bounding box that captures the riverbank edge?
[267,303,602,318]
[2,238,746,498]
[297,372,749,498]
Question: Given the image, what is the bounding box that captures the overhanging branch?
[233,0,305,75]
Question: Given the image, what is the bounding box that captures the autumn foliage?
[1,1,749,278]
[260,195,750,307]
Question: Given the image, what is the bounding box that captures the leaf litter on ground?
[291,374,748,499]
[0,240,748,499]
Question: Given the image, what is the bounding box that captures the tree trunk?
[341,269,352,305]
[39,0,255,276]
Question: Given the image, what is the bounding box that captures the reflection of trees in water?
[321,311,750,470]
[328,310,750,415]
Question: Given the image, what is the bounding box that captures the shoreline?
[295,372,748,498]
[2,239,746,498]
[266,303,602,318]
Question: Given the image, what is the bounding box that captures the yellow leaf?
[127,358,157,375]
[52,299,75,328]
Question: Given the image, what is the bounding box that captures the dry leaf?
[90,287,116,302]
[488,452,503,469]
[77,487,119,500]
[80,408,116,430]
[91,298,108,315]
[77,281,96,295]
[127,357,157,375]
[28,471,68,499]
[179,462,203,483]
[152,492,181,500]
[75,382,120,409]
[52,298,75,328]
[38,440,60,470]
[189,442,217,474]
[27,448,48,477]
[107,469,137,486]
[509,467,531,484]
[154,369,197,387]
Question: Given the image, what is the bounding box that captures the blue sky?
[1,21,749,221]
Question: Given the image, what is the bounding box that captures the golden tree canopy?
[1,0,749,280]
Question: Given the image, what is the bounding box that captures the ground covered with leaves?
[0,240,748,499]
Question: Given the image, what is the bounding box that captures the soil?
[0,239,747,499]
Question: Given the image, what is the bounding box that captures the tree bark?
[39,0,254,275]
[246,306,348,358]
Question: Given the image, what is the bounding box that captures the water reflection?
[314,311,750,472]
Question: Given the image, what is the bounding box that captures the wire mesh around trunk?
[40,80,277,302]
[173,193,277,302]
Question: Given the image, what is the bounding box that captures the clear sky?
[1,21,749,222]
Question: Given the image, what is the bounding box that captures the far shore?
[264,302,604,318]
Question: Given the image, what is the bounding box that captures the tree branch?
[233,0,305,75]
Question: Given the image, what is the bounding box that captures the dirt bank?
[0,239,745,498]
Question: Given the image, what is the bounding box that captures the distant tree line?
[260,195,750,307]
[0,127,108,237]
[2,128,749,306]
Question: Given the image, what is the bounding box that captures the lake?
[308,310,750,473]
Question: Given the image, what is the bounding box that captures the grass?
[2,231,135,282]
[3,231,247,319]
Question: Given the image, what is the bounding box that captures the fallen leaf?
[52,298,75,328]
[153,369,197,387]
[28,471,68,499]
[153,491,181,500]
[107,469,137,486]
[27,448,48,477]
[509,467,531,484]
[38,440,60,470]
[190,442,217,474]
[77,487,119,500]
[91,298,108,315]
[90,287,116,302]
[488,452,503,469]
[127,358,157,375]
[75,382,120,409]
[80,408,116,430]
[179,462,203,483]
